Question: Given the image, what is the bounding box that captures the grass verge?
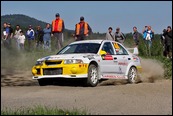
[1,105,90,115]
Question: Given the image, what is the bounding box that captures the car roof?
[69,39,118,45]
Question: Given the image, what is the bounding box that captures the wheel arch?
[89,61,99,68]
[125,64,137,76]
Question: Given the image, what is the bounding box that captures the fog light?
[32,68,37,74]
[71,67,77,74]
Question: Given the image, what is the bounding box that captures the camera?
[163,29,167,33]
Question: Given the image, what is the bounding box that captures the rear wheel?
[86,64,99,87]
[128,67,139,83]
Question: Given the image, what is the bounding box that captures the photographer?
[162,26,172,59]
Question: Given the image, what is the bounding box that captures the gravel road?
[1,78,172,115]
[1,57,172,115]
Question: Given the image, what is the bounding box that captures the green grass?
[1,105,90,115]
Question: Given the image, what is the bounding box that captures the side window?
[112,42,128,55]
[101,42,115,55]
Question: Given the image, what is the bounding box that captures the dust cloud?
[1,47,37,86]
[139,58,164,83]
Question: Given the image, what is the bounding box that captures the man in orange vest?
[52,13,65,50]
[73,16,92,41]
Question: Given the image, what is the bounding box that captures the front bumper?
[32,62,89,79]
[33,74,88,79]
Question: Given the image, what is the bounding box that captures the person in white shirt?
[18,31,26,50]
[14,25,22,50]
[105,27,115,41]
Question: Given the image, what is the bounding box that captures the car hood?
[37,53,98,61]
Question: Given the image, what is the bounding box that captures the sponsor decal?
[79,64,87,68]
[119,67,123,74]
[103,74,125,79]
[49,57,60,60]
[102,55,113,60]
[118,62,128,66]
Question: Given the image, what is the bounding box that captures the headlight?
[64,59,83,64]
[35,61,44,65]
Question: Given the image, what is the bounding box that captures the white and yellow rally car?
[32,40,142,87]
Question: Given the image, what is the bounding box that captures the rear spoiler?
[127,48,139,55]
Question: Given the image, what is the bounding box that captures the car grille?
[45,61,62,65]
[43,68,63,75]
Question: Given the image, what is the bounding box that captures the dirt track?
[1,73,172,115]
[1,57,172,115]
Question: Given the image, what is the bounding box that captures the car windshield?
[57,43,101,54]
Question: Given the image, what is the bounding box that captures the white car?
[32,40,142,87]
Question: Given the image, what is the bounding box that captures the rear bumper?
[33,74,88,80]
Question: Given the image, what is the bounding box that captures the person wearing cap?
[26,25,35,51]
[114,27,126,44]
[162,26,172,59]
[52,13,65,50]
[105,27,114,40]
[73,16,92,41]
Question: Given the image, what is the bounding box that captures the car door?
[99,42,119,74]
[112,42,130,75]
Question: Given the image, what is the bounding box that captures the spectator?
[43,23,52,51]
[73,16,92,41]
[105,27,114,40]
[18,30,26,50]
[52,13,65,50]
[35,25,44,49]
[160,29,167,57]
[7,23,14,47]
[7,23,14,39]
[132,26,140,48]
[142,25,154,56]
[26,25,35,51]
[114,27,126,44]
[14,25,22,50]
[162,26,172,59]
[2,22,10,49]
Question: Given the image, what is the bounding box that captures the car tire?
[38,79,47,86]
[128,67,140,84]
[87,64,99,87]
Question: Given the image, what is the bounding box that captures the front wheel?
[128,67,140,83]
[86,64,99,87]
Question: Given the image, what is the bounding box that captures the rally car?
[32,40,142,87]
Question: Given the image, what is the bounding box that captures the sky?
[1,1,172,34]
